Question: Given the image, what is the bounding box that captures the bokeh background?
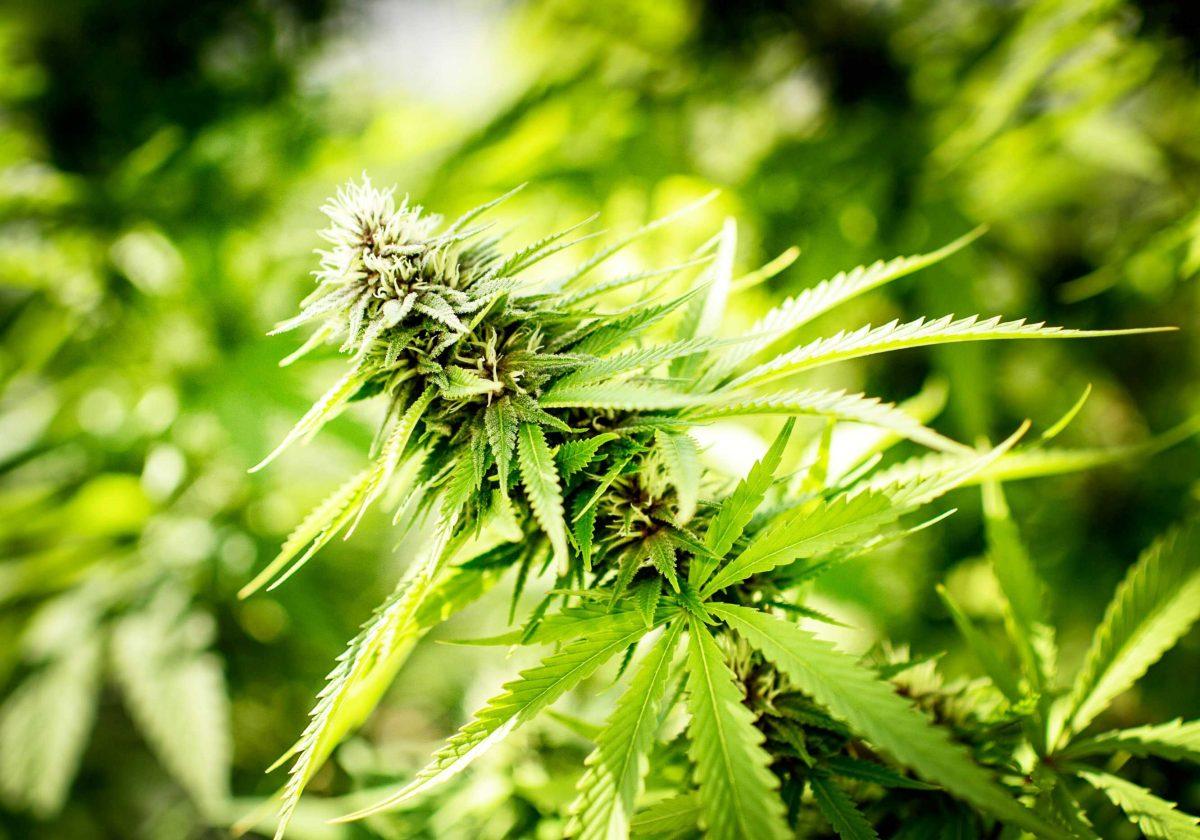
[1,0,1198,837]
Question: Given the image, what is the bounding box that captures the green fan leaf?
[518,421,569,570]
[656,430,702,522]
[684,616,789,840]
[541,382,715,411]
[863,414,1200,490]
[809,772,879,840]
[686,387,968,454]
[557,433,619,478]
[672,217,736,382]
[271,517,461,839]
[558,257,713,308]
[645,531,680,592]
[485,396,519,491]
[983,481,1055,690]
[710,604,1066,839]
[823,755,937,791]
[567,621,683,839]
[1065,521,1200,737]
[555,337,728,388]
[732,314,1164,389]
[1076,768,1200,839]
[699,418,794,581]
[493,214,599,278]
[1061,718,1200,764]
[0,639,101,818]
[440,366,503,399]
[564,287,703,357]
[337,610,652,820]
[936,584,1023,703]
[745,417,1030,583]
[634,578,662,628]
[242,389,435,597]
[701,488,901,598]
[631,792,703,839]
[557,191,717,290]
[705,229,984,381]
[238,466,376,598]
[250,362,366,472]
[111,591,231,819]
[1050,784,1101,840]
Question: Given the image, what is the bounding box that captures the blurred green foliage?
[0,0,1197,837]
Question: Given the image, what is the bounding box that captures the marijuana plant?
[935,492,1200,839]
[248,177,1189,838]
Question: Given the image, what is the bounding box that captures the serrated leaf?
[452,605,644,649]
[701,488,901,598]
[510,392,573,432]
[250,363,365,472]
[272,517,460,839]
[541,382,715,411]
[709,604,1066,839]
[567,621,683,840]
[936,584,1022,703]
[556,337,729,388]
[1061,718,1200,764]
[631,792,703,839]
[440,366,503,399]
[855,422,1028,502]
[278,322,334,367]
[634,579,662,627]
[686,387,969,454]
[863,413,1200,489]
[485,397,518,491]
[684,616,789,840]
[706,229,985,381]
[574,452,637,522]
[672,217,736,382]
[1076,768,1200,839]
[352,387,437,529]
[505,350,592,372]
[699,419,794,582]
[493,214,599,278]
[111,591,230,818]
[557,191,717,291]
[656,430,702,522]
[983,482,1046,630]
[414,293,466,332]
[565,287,703,357]
[1066,521,1200,737]
[732,314,1163,389]
[983,481,1055,691]
[645,531,680,592]
[559,256,713,308]
[726,416,1034,587]
[270,284,359,335]
[1050,783,1101,840]
[557,433,619,478]
[239,467,375,598]
[610,550,643,607]
[0,639,100,817]
[824,755,938,790]
[518,422,569,571]
[336,611,651,820]
[574,499,599,571]
[809,772,879,840]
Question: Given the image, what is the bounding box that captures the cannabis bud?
[272,176,498,360]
